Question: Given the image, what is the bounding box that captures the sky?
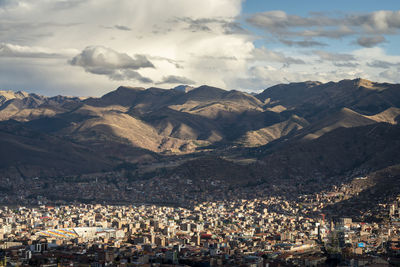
[0,0,399,96]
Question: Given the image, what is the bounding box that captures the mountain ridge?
[0,78,399,180]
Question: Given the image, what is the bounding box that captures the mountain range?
[1,78,400,210]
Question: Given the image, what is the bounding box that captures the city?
[0,194,399,266]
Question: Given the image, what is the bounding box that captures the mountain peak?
[0,90,30,103]
[338,78,375,88]
[83,86,146,107]
[15,90,30,97]
[183,85,227,100]
[354,78,374,88]
[115,86,146,92]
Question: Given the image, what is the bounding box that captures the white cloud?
[379,69,398,81]
[0,42,75,58]
[352,47,400,63]
[0,0,250,95]
[0,1,400,96]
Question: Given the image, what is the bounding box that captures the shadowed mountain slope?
[0,120,112,178]
[153,120,399,203]
[259,123,400,181]
[0,78,399,178]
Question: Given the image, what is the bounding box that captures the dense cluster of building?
[0,168,384,213]
[0,196,399,266]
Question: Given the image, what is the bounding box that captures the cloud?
[332,62,359,68]
[314,50,355,61]
[109,70,153,83]
[246,11,348,38]
[70,46,154,70]
[367,59,399,69]
[172,17,247,35]
[176,17,213,32]
[252,47,305,65]
[247,11,335,31]
[379,69,398,82]
[222,21,248,35]
[114,25,132,31]
[247,10,400,43]
[0,0,17,8]
[157,75,195,85]
[232,45,400,91]
[201,55,238,61]
[0,20,81,45]
[148,55,184,69]
[295,26,355,39]
[348,10,400,34]
[1,1,400,96]
[69,46,154,82]
[0,42,63,58]
[0,0,249,95]
[280,39,327,47]
[356,36,386,47]
[51,0,86,10]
